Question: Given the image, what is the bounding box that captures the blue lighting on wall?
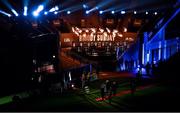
[158,41,162,60]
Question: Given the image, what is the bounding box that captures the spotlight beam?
[33,5,44,17]
[0,10,11,17]
[23,6,28,16]
[11,9,18,16]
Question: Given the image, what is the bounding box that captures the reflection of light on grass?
[0,92,30,105]
[0,96,12,105]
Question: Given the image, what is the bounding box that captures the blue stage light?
[55,6,59,10]
[37,5,44,12]
[54,11,58,15]
[44,11,48,15]
[33,11,39,17]
[49,8,55,12]
[11,9,19,16]
[67,11,71,14]
[32,5,44,17]
[111,10,115,14]
[0,10,11,17]
[23,6,28,16]
[83,4,88,9]
[49,6,59,12]
[99,10,103,14]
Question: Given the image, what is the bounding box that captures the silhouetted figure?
[112,81,118,96]
[152,62,156,75]
[145,62,151,76]
[108,86,112,104]
[136,69,142,86]
[105,80,111,96]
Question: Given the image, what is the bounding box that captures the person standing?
[145,62,151,76]
[105,80,111,95]
[112,81,118,96]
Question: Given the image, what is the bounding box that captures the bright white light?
[99,10,103,14]
[121,11,126,14]
[8,14,11,17]
[83,4,88,9]
[111,10,115,14]
[146,11,148,15]
[37,5,44,12]
[55,6,59,10]
[123,27,127,32]
[69,72,72,81]
[44,11,48,15]
[33,11,39,17]
[23,6,28,16]
[11,9,19,16]
[53,55,55,58]
[85,30,89,33]
[134,11,137,14]
[67,11,71,14]
[118,33,123,37]
[154,12,157,15]
[147,53,150,62]
[32,5,44,17]
[49,8,55,12]
[0,10,11,17]
[86,10,89,14]
[54,11,58,14]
